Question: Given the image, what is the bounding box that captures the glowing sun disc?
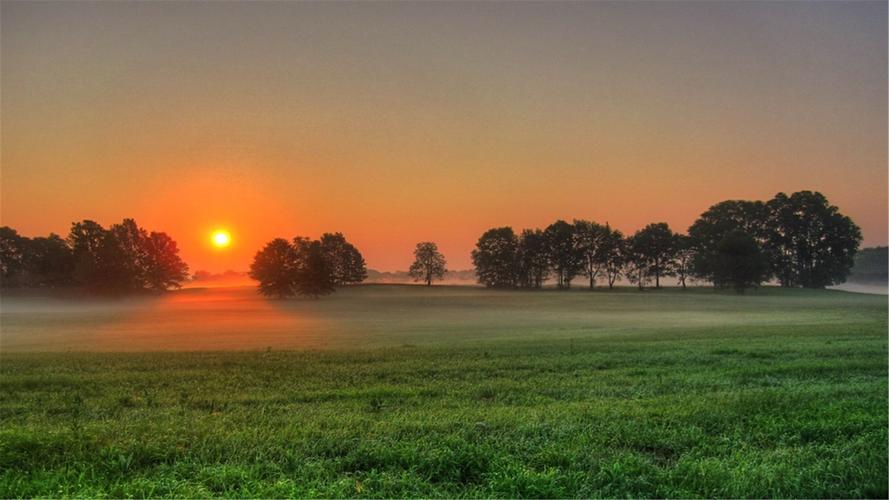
[211,230,232,248]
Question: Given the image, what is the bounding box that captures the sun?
[211,229,232,248]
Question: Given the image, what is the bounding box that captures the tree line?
[249,233,367,298]
[471,191,861,292]
[0,219,189,293]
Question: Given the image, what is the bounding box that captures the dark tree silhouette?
[624,234,652,291]
[516,229,549,289]
[688,200,771,284]
[544,220,583,289]
[294,239,335,298]
[599,224,626,289]
[106,219,149,292]
[0,226,27,287]
[68,220,106,287]
[713,230,768,292]
[765,191,861,288]
[631,223,676,288]
[142,231,189,291]
[3,219,187,294]
[574,220,608,289]
[249,238,298,298]
[409,242,446,286]
[22,234,75,287]
[472,227,518,288]
[319,232,367,285]
[671,234,695,289]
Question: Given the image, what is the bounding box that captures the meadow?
[1,285,887,497]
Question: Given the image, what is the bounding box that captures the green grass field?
[1,285,887,498]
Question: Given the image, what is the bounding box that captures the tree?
[142,231,189,291]
[319,233,367,285]
[574,220,609,289]
[544,220,583,289]
[472,227,518,288]
[249,238,298,298]
[516,229,549,289]
[106,219,149,292]
[294,239,335,298]
[631,223,676,288]
[0,226,27,287]
[21,234,75,287]
[624,234,652,291]
[409,242,446,286]
[599,224,625,289]
[765,191,861,288]
[68,220,107,288]
[712,230,768,292]
[688,200,770,285]
[671,234,695,289]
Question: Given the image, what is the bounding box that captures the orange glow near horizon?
[1,2,886,273]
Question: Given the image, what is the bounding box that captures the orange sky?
[2,2,886,272]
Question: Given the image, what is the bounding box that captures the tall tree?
[249,238,298,298]
[688,200,770,285]
[631,223,676,288]
[516,229,549,289]
[106,219,149,292]
[320,232,367,285]
[0,226,27,287]
[472,227,518,288]
[712,230,768,292]
[67,220,107,288]
[599,225,626,289]
[22,234,75,287]
[574,220,608,289]
[624,234,652,291]
[142,231,190,291]
[294,239,335,298]
[409,242,447,286]
[544,220,583,289]
[671,234,695,289]
[765,191,861,288]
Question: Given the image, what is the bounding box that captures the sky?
[2,1,886,272]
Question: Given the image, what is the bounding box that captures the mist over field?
[1,285,885,353]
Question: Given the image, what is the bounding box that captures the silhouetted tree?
[250,238,298,298]
[142,231,189,291]
[0,226,27,287]
[765,191,861,288]
[294,239,335,298]
[671,234,695,289]
[320,232,367,285]
[22,234,75,287]
[712,230,768,292]
[516,229,549,288]
[632,223,676,288]
[105,219,149,292]
[544,220,583,289]
[409,242,446,286]
[574,220,609,289]
[472,227,518,288]
[624,234,652,291]
[68,220,106,288]
[688,200,770,285]
[599,225,626,289]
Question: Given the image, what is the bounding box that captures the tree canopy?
[0,219,188,293]
[409,242,447,286]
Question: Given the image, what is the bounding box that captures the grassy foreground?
[1,286,887,497]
